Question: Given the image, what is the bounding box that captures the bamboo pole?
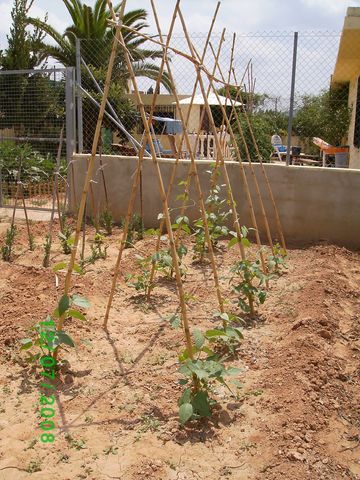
[232,66,287,253]
[150,0,225,316]
[47,127,65,262]
[146,2,221,295]
[54,1,128,355]
[99,143,109,212]
[211,34,275,254]
[21,184,33,250]
[178,10,267,281]
[107,0,195,358]
[177,11,250,269]
[11,157,23,226]
[104,0,181,326]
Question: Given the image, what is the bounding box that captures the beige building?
[332,7,360,169]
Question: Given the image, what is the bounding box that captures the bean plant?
[20,283,90,363]
[192,170,231,261]
[59,221,74,255]
[42,234,51,267]
[29,234,35,252]
[123,213,145,248]
[86,233,108,265]
[230,259,269,315]
[204,312,244,355]
[267,242,287,274]
[100,210,114,236]
[178,328,241,424]
[1,224,16,261]
[125,255,154,297]
[151,245,187,279]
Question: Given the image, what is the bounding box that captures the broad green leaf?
[53,262,67,272]
[178,387,191,406]
[219,313,230,322]
[241,237,251,248]
[71,295,90,309]
[73,263,83,274]
[67,309,86,321]
[20,338,33,350]
[58,295,70,317]
[57,331,75,347]
[205,329,227,338]
[179,403,193,424]
[194,329,205,349]
[228,237,239,249]
[192,391,211,417]
[169,314,181,329]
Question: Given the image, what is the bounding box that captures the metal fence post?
[76,38,84,153]
[65,67,76,210]
[286,31,298,166]
[0,161,3,208]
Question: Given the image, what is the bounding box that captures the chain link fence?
[0,30,351,211]
[0,67,75,210]
[76,31,349,165]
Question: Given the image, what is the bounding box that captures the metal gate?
[0,67,75,211]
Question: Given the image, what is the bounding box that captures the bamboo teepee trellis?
[57,0,286,359]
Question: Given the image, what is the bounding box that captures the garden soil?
[0,217,359,480]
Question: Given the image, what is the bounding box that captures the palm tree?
[27,0,170,90]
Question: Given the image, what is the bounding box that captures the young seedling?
[204,312,244,355]
[84,233,108,265]
[29,234,35,251]
[125,255,154,297]
[267,242,288,274]
[192,170,231,261]
[100,210,114,236]
[20,288,90,363]
[59,221,74,255]
[151,246,187,279]
[178,329,241,424]
[230,258,270,316]
[43,234,51,268]
[1,224,16,261]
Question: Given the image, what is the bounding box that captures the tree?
[27,0,171,90]
[0,0,59,136]
[293,85,351,147]
[0,0,45,71]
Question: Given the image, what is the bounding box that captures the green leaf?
[73,263,83,274]
[179,403,193,424]
[67,309,86,321]
[71,295,90,309]
[194,329,205,349]
[205,329,227,338]
[57,331,75,347]
[178,387,191,406]
[53,262,67,272]
[241,237,251,248]
[20,338,33,350]
[192,391,211,417]
[219,313,230,322]
[228,237,239,249]
[169,314,181,329]
[58,295,70,317]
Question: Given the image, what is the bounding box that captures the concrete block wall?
[71,155,360,249]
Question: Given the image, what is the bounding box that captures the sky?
[0,0,359,47]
